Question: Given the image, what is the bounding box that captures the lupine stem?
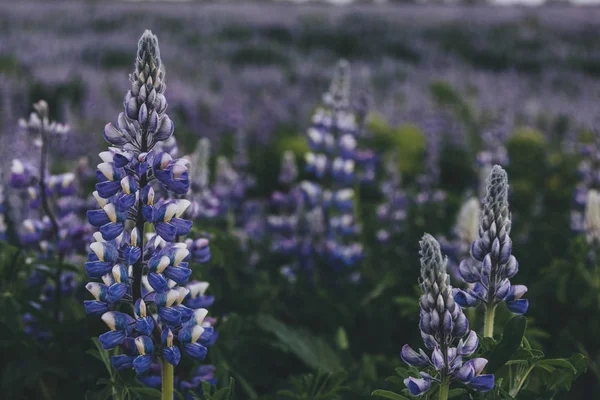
[132,131,148,304]
[38,124,64,322]
[438,377,450,400]
[161,358,174,400]
[483,304,497,338]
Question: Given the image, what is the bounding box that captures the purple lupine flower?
[572,124,600,238]
[84,30,216,378]
[401,234,494,396]
[454,166,528,316]
[376,155,408,242]
[7,100,91,334]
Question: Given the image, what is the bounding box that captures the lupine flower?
[401,234,494,396]
[454,166,529,316]
[416,118,446,205]
[300,60,372,269]
[376,155,408,242]
[84,30,216,380]
[8,100,90,333]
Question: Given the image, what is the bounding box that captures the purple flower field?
[0,3,599,399]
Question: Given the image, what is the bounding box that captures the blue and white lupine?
[401,234,494,398]
[453,165,528,338]
[8,100,89,328]
[301,60,370,269]
[84,30,215,396]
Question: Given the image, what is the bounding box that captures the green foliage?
[256,315,343,374]
[278,371,348,400]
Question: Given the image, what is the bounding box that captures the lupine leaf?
[485,315,527,373]
[256,314,342,373]
[371,389,410,400]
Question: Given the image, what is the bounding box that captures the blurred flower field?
[0,2,599,399]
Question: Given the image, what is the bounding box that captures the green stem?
[438,378,449,400]
[161,358,174,400]
[483,304,497,338]
[509,364,535,397]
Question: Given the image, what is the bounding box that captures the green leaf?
[535,358,577,374]
[256,314,342,373]
[371,389,410,400]
[485,315,527,373]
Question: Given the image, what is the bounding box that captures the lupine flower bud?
[454,166,528,315]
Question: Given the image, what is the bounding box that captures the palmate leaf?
[256,314,343,373]
[485,316,527,373]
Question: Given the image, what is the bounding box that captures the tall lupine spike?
[376,155,407,243]
[84,31,217,395]
[299,60,375,272]
[399,234,494,397]
[454,166,528,338]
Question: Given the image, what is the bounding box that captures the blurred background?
[1,1,600,399]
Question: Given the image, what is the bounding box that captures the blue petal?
[155,222,177,242]
[133,354,153,375]
[163,266,192,285]
[147,272,169,292]
[111,354,135,370]
[183,343,208,361]
[99,330,126,350]
[107,283,128,303]
[84,300,109,316]
[85,261,113,278]
[401,344,429,367]
[185,296,215,309]
[506,299,529,315]
[170,218,192,236]
[454,289,479,308]
[469,374,495,392]
[124,246,141,265]
[117,193,137,211]
[158,306,182,327]
[404,377,431,396]
[135,317,155,336]
[96,180,122,198]
[100,222,125,241]
[87,209,111,227]
[164,346,181,366]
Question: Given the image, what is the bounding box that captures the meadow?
[0,2,599,399]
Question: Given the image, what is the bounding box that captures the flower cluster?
[416,118,446,205]
[267,151,305,278]
[84,30,215,377]
[8,100,90,336]
[376,155,408,242]
[401,234,494,395]
[454,166,528,315]
[301,60,371,268]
